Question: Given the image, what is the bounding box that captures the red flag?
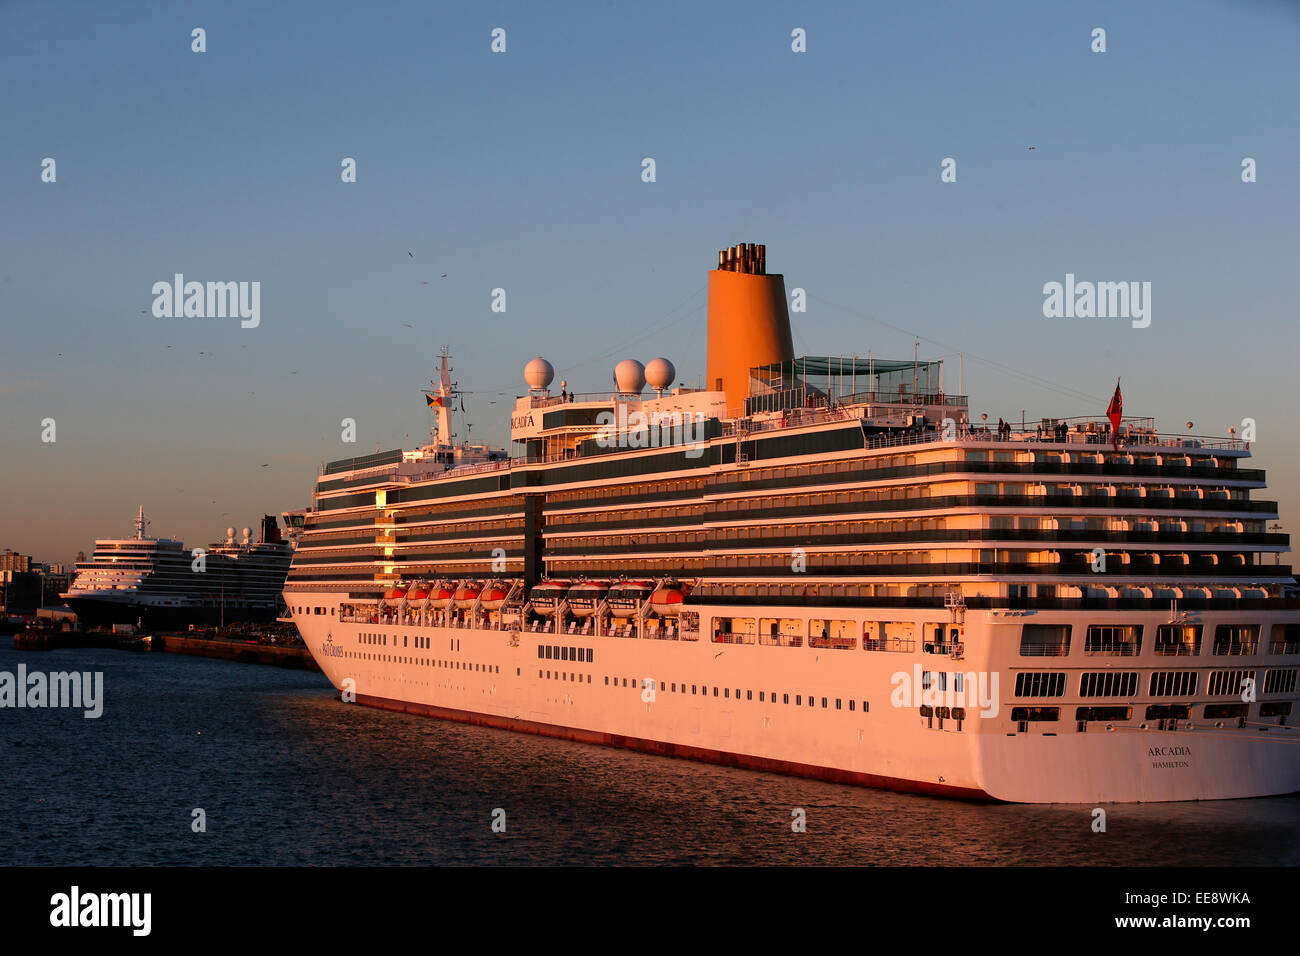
[1106,380,1122,449]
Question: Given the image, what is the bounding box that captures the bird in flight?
[1027,146,1036,150]
[403,323,413,328]
[408,251,414,258]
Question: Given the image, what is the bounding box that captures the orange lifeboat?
[434,585,456,610]
[479,584,508,611]
[530,581,570,616]
[650,582,688,617]
[406,586,430,602]
[567,580,609,618]
[607,580,654,618]
[453,583,481,610]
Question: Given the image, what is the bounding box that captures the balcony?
[1083,643,1141,657]
[1212,641,1258,656]
[1019,643,1071,657]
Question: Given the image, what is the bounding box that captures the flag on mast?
[1106,379,1123,450]
[425,394,444,409]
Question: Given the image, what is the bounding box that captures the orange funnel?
[706,243,795,418]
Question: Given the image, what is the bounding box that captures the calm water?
[2,643,1297,866]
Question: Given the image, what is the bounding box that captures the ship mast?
[426,346,457,450]
[134,506,149,540]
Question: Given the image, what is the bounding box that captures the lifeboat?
[567,580,610,618]
[434,584,456,610]
[406,585,430,603]
[479,583,508,611]
[530,581,570,616]
[384,585,407,601]
[649,581,689,617]
[453,582,481,610]
[607,580,654,618]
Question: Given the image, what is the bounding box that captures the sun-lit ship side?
[282,243,1300,803]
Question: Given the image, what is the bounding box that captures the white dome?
[614,359,646,395]
[645,357,676,392]
[524,356,554,390]
[226,527,235,538]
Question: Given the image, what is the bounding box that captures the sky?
[1,0,1297,566]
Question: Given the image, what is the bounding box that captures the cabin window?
[760,618,804,647]
[1084,625,1142,656]
[1149,671,1198,696]
[713,617,756,645]
[1009,706,1060,722]
[809,619,857,650]
[1208,670,1256,696]
[1155,624,1201,656]
[1079,672,1139,697]
[1020,624,1071,657]
[1213,625,1259,656]
[1014,672,1066,697]
[1264,669,1298,694]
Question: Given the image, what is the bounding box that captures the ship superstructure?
[64,508,292,627]
[283,243,1300,803]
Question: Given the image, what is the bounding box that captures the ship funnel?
[707,242,794,417]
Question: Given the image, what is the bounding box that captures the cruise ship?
[64,509,293,628]
[283,243,1300,803]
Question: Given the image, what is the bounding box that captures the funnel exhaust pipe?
[717,242,768,276]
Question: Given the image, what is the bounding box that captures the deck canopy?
[746,355,944,414]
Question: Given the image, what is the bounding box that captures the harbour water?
[2,643,1297,866]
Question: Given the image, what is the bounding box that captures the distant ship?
[63,508,292,628]
[284,242,1300,803]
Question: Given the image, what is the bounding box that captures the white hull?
[289,597,1300,803]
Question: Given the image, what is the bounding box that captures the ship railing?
[316,462,401,481]
[864,638,915,653]
[395,458,514,482]
[1268,641,1300,655]
[521,390,623,409]
[1212,641,1259,656]
[1019,644,1071,657]
[1153,643,1199,656]
[923,641,964,657]
[1082,643,1142,656]
[726,415,1249,454]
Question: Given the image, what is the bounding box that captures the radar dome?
[524,356,554,390]
[614,359,646,395]
[645,357,676,393]
[226,527,235,538]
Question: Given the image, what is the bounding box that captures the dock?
[155,634,319,671]
[9,628,318,671]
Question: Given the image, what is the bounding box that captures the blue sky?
[1,0,1297,564]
